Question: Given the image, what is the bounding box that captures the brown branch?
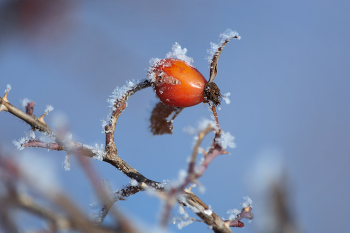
[160,125,226,227]
[180,191,232,233]
[1,85,249,232]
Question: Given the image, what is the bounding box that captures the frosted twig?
[104,79,151,147]
[208,29,240,83]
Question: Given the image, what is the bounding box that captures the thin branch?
[1,86,249,232]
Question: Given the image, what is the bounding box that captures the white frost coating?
[178,195,201,213]
[183,118,218,135]
[12,131,36,150]
[12,137,27,150]
[27,130,35,140]
[216,131,236,150]
[227,208,241,221]
[102,79,144,132]
[165,110,177,123]
[206,42,220,65]
[242,196,253,208]
[222,92,231,104]
[130,179,139,186]
[165,42,194,67]
[206,29,240,64]
[178,204,188,217]
[204,208,213,216]
[39,132,56,144]
[44,105,54,115]
[4,84,11,93]
[147,42,194,82]
[83,144,106,161]
[20,98,33,109]
[63,154,70,171]
[146,58,163,82]
[177,219,195,230]
[172,203,196,230]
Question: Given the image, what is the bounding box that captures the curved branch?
[1,86,247,232]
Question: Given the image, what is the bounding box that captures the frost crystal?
[227,208,241,220]
[147,42,194,82]
[222,92,231,104]
[44,105,54,115]
[242,196,253,208]
[63,154,70,171]
[171,204,196,230]
[13,137,27,150]
[20,98,33,109]
[103,79,144,132]
[206,29,240,64]
[39,132,56,144]
[83,144,106,161]
[207,42,220,65]
[130,179,139,187]
[165,42,194,66]
[219,29,241,44]
[216,131,236,150]
[4,84,11,93]
[204,208,213,215]
[165,110,177,123]
[12,131,36,150]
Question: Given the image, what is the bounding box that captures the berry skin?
[152,59,207,107]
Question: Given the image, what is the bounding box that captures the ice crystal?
[165,42,194,66]
[222,92,231,104]
[44,105,54,115]
[206,29,240,64]
[4,84,11,93]
[102,79,144,132]
[216,131,236,150]
[82,143,106,161]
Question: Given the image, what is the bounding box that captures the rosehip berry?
[151,59,208,107]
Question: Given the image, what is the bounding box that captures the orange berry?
[151,58,207,107]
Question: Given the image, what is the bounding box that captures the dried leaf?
[149,102,184,135]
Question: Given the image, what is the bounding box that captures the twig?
[1,85,248,232]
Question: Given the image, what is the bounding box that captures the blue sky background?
[0,1,349,232]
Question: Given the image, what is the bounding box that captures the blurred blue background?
[0,0,349,232]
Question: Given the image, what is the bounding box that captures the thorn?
[224,220,230,229]
[38,113,48,125]
[221,150,230,155]
[3,85,11,103]
[244,204,251,213]
[0,104,8,112]
[200,148,208,157]
[3,92,9,103]
[187,183,196,192]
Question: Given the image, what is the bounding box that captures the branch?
[1,85,250,232]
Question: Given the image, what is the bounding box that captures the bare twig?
[1,83,250,232]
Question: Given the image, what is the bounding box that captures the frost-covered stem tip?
[208,30,240,83]
[227,205,254,228]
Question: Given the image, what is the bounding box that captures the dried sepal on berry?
[149,101,184,135]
